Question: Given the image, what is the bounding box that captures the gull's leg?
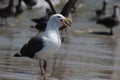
[39,59,44,76]
[42,59,47,79]
[39,59,47,80]
[43,59,47,72]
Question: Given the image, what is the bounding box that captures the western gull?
[96,4,120,35]
[14,14,71,78]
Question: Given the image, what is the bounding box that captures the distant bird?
[14,14,71,77]
[96,5,120,35]
[31,8,53,33]
[0,0,16,26]
[31,0,56,33]
[23,0,37,9]
[14,0,23,16]
[95,0,108,18]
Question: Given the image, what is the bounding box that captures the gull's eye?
[57,16,61,18]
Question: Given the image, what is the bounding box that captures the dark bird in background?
[95,0,108,18]
[31,0,56,24]
[30,0,56,34]
[23,0,37,9]
[31,8,53,33]
[31,0,77,33]
[0,0,16,26]
[14,0,23,16]
[96,4,120,35]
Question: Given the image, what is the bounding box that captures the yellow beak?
[61,18,72,28]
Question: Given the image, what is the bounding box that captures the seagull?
[96,4,120,35]
[13,14,71,78]
[95,0,108,18]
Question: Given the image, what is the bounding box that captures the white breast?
[34,31,61,59]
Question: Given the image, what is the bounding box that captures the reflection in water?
[0,0,120,80]
[62,34,118,80]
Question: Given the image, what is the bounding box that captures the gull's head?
[48,14,72,29]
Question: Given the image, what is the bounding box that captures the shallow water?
[0,0,120,80]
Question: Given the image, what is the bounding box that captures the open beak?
[60,18,72,28]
